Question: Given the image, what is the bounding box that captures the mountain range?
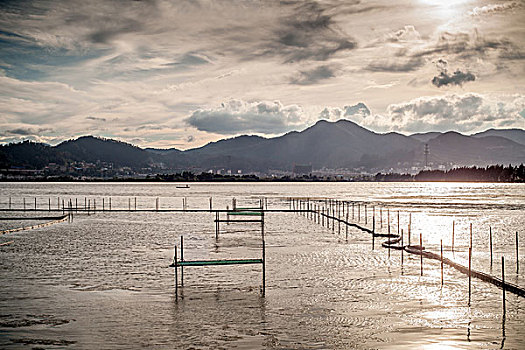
[1,119,524,174]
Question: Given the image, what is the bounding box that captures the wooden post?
[490,227,493,267]
[34,197,37,210]
[352,202,354,220]
[372,206,375,230]
[338,205,341,234]
[209,197,212,212]
[87,199,90,216]
[401,229,404,268]
[48,198,50,211]
[134,197,137,211]
[174,244,178,298]
[502,256,506,315]
[93,199,96,212]
[408,213,411,245]
[215,211,219,238]
[346,210,349,240]
[262,211,266,296]
[470,223,473,251]
[380,207,383,229]
[322,207,325,227]
[75,198,78,212]
[397,210,400,237]
[9,196,11,210]
[128,197,131,211]
[364,204,367,225]
[103,198,105,211]
[516,231,520,273]
[84,197,86,211]
[180,236,184,287]
[23,198,26,211]
[420,233,423,276]
[440,239,444,286]
[358,203,360,223]
[109,197,112,211]
[468,246,472,306]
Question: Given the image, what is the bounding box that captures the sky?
[0,0,524,149]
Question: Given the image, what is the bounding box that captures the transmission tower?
[424,143,429,168]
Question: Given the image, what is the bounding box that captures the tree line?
[375,164,525,182]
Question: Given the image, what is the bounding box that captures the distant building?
[293,164,312,175]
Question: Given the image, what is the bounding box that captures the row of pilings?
[289,197,524,316]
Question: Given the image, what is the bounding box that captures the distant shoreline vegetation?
[1,165,524,183]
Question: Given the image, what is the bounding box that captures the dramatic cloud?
[344,103,371,117]
[366,57,424,72]
[185,100,307,135]
[469,2,520,16]
[386,25,422,43]
[290,65,336,85]
[432,70,476,87]
[270,0,357,63]
[0,0,524,148]
[384,94,525,133]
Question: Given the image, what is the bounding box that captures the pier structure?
[170,202,266,299]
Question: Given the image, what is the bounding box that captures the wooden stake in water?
[174,244,178,298]
[401,229,404,268]
[408,213,411,245]
[358,203,360,223]
[134,197,137,211]
[380,207,383,229]
[9,196,11,210]
[420,233,423,276]
[180,236,184,287]
[34,197,37,210]
[128,197,131,211]
[215,211,219,238]
[470,223,473,251]
[109,197,112,211]
[502,256,506,315]
[346,211,349,240]
[364,204,367,225]
[48,198,50,211]
[468,246,472,306]
[397,210,400,238]
[440,239,444,287]
[490,227,493,267]
[23,198,26,211]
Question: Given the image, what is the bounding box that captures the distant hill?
[409,132,442,143]
[472,129,525,146]
[428,132,525,166]
[56,136,155,168]
[1,121,524,173]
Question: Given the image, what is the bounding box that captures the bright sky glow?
[0,0,524,149]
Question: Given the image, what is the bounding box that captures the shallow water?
[0,182,523,349]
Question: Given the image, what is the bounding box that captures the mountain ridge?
[1,120,524,173]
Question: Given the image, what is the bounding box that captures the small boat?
[176,184,190,189]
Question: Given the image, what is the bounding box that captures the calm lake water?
[0,182,523,349]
